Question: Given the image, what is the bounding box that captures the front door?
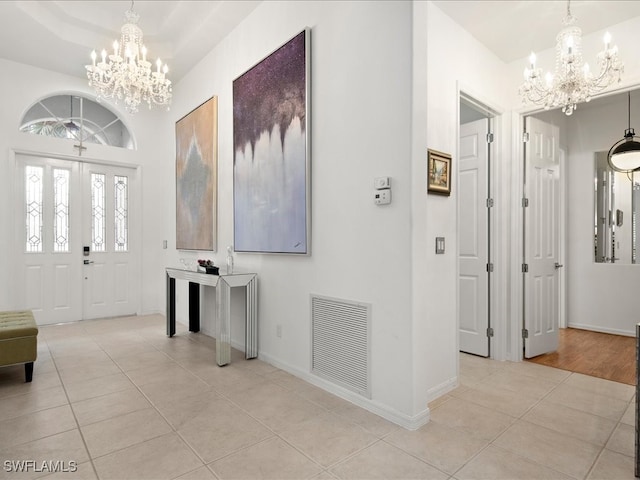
[524,116,560,358]
[82,163,139,320]
[16,156,83,324]
[459,118,491,357]
[15,155,139,324]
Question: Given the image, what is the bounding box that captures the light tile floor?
[0,314,635,479]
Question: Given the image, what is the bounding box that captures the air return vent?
[311,294,371,398]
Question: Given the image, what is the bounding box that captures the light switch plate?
[435,237,445,254]
[374,189,391,205]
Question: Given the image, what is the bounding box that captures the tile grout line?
[95,326,216,477]
[45,324,102,480]
[172,342,393,477]
[50,321,210,477]
[102,325,328,479]
[451,358,624,479]
[204,372,340,476]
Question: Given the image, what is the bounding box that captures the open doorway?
[519,88,639,385]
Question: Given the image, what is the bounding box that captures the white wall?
[165,0,521,424]
[565,94,640,336]
[164,1,419,424]
[0,58,167,316]
[411,2,513,404]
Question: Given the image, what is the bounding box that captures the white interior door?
[15,156,139,324]
[459,118,490,357]
[15,156,83,325]
[82,163,139,320]
[524,116,560,358]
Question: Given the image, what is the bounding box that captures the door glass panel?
[25,165,43,253]
[53,168,70,252]
[91,173,106,252]
[114,175,128,252]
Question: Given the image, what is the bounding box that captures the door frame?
[10,148,143,322]
[456,84,508,361]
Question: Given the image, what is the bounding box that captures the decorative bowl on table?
[197,260,218,275]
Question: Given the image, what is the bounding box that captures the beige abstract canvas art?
[175,96,218,251]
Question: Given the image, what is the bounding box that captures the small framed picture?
[427,149,452,196]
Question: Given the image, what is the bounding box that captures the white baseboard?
[259,352,430,431]
[426,376,458,403]
[567,323,635,338]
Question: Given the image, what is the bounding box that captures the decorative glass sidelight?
[20,95,134,149]
[25,165,43,253]
[53,168,70,252]
[91,173,106,252]
[114,175,128,252]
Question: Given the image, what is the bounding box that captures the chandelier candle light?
[85,2,172,114]
[519,0,623,115]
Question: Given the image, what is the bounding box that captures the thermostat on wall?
[374,177,391,189]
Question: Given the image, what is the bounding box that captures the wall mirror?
[594,150,640,263]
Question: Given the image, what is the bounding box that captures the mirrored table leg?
[216,279,231,366]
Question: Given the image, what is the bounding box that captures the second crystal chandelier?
[519,0,623,115]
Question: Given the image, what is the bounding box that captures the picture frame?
[427,149,452,196]
[175,96,218,251]
[232,28,311,254]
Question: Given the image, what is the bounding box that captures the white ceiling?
[0,1,260,82]
[432,0,640,63]
[1,1,639,84]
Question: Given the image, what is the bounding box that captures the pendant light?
[608,91,640,172]
[64,96,79,133]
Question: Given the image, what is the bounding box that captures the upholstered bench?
[0,311,38,382]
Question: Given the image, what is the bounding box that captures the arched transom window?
[20,94,134,150]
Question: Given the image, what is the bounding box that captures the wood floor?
[527,327,636,385]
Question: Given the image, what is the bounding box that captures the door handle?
[83,260,94,265]
[554,262,563,269]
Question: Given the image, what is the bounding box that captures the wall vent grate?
[311,294,371,398]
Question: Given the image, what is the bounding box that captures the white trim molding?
[259,352,431,431]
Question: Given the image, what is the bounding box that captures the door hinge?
[486,132,494,144]
[486,198,494,208]
[487,327,494,338]
[523,132,530,143]
[522,263,529,273]
[486,263,494,273]
[522,328,529,339]
[522,198,529,208]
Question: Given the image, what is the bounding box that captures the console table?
[165,268,257,366]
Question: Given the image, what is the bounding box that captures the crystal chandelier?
[519,0,623,116]
[85,2,172,114]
